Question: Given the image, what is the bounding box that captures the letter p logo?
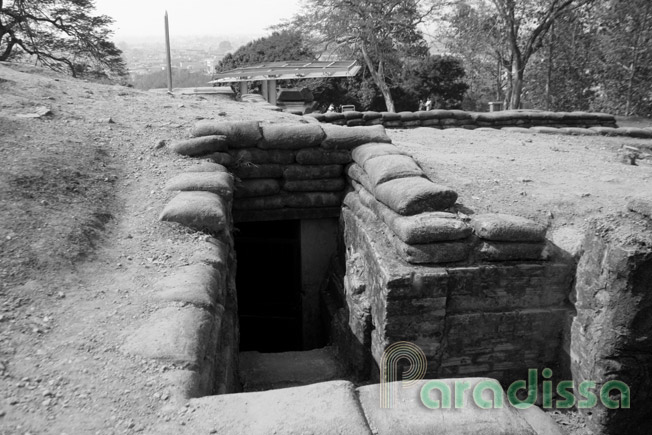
[380,341,427,408]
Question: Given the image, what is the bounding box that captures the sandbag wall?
[173,121,394,222]
[309,109,617,130]
[338,142,574,383]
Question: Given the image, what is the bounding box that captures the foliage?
[0,0,126,79]
[215,30,315,72]
[286,0,434,112]
[402,55,469,109]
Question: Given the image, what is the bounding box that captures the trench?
[233,217,351,392]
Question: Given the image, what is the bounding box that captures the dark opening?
[235,220,302,352]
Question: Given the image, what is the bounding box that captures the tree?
[403,55,469,108]
[595,0,652,116]
[489,0,592,109]
[288,0,435,112]
[0,0,126,79]
[215,30,315,72]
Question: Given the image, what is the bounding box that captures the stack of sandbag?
[471,214,548,261]
[159,162,234,234]
[170,121,392,221]
[344,142,470,264]
[308,109,617,130]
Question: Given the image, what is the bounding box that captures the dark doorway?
[235,220,302,352]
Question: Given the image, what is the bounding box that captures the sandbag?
[233,164,283,179]
[233,195,285,210]
[164,172,234,199]
[229,148,295,165]
[185,162,228,173]
[363,154,425,187]
[477,241,547,261]
[191,120,262,148]
[362,111,382,120]
[323,112,345,122]
[283,178,346,192]
[321,124,391,150]
[171,135,228,156]
[295,148,351,165]
[380,112,401,121]
[472,213,546,242]
[351,143,406,167]
[204,152,234,166]
[345,163,375,194]
[234,179,280,198]
[357,187,470,243]
[374,177,458,215]
[559,127,598,136]
[391,235,471,264]
[159,191,227,233]
[260,123,325,149]
[283,164,343,180]
[284,192,343,208]
[342,111,363,120]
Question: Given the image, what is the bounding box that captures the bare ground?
[1,62,651,434]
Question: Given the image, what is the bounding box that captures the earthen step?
[239,346,347,392]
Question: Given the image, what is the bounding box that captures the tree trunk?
[625,1,650,116]
[545,21,555,111]
[360,43,396,112]
[509,56,523,109]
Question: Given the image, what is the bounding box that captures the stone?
[121,306,215,368]
[357,379,538,435]
[170,135,228,156]
[472,214,546,242]
[374,177,458,215]
[321,124,391,150]
[571,216,652,434]
[153,381,372,435]
[239,347,345,391]
[191,120,262,148]
[159,191,227,233]
[260,123,325,149]
[153,264,225,309]
[363,154,425,187]
[164,172,233,199]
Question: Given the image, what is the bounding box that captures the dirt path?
[0,63,296,434]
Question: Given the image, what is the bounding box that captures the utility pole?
[165,11,173,93]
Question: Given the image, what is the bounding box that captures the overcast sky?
[94,0,302,40]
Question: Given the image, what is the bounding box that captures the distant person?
[425,98,433,111]
[327,104,335,113]
[418,99,425,111]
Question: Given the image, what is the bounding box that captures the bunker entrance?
[234,218,339,353]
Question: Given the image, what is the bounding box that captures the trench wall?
[133,121,651,434]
